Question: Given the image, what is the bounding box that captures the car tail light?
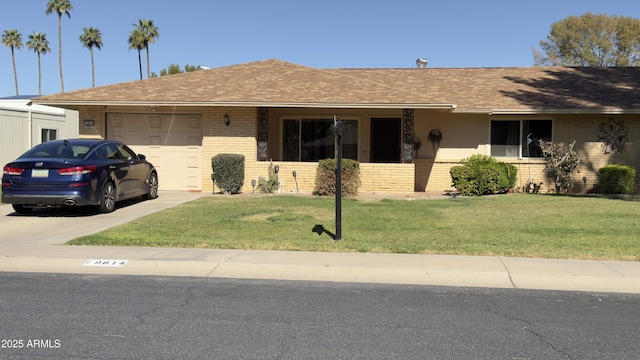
[57,165,97,175]
[69,182,90,187]
[3,166,24,176]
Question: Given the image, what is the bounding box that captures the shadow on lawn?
[312,224,336,240]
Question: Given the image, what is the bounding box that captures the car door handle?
[109,165,117,169]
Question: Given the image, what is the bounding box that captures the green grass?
[67,194,640,261]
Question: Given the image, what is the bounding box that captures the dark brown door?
[370,118,401,163]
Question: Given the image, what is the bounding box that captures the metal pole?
[333,116,342,241]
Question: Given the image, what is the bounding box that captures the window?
[491,119,552,157]
[41,128,57,142]
[283,118,358,161]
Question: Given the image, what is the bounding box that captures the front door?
[370,118,401,163]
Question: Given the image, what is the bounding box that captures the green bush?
[313,158,361,196]
[211,154,245,194]
[450,155,517,196]
[258,174,280,194]
[598,165,636,194]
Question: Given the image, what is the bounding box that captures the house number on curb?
[83,259,128,267]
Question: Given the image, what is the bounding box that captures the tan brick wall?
[420,114,640,194]
[553,114,640,193]
[78,106,104,139]
[202,107,259,193]
[359,163,415,194]
[77,104,640,195]
[246,162,319,195]
[208,160,415,195]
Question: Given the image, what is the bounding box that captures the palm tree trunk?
[58,14,64,92]
[90,48,95,87]
[11,48,18,96]
[37,53,42,96]
[145,47,151,79]
[137,49,142,80]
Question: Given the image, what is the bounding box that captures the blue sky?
[1,0,638,97]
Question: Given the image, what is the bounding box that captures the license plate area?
[31,169,49,178]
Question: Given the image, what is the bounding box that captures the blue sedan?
[2,139,159,214]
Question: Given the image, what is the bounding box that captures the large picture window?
[491,119,552,157]
[283,118,358,162]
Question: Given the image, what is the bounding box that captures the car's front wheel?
[143,172,159,200]
[97,181,116,213]
[12,204,32,214]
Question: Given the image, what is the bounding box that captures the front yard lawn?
[68,194,640,261]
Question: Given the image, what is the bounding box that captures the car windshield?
[20,142,91,159]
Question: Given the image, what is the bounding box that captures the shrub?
[450,155,517,196]
[258,174,280,193]
[539,140,580,194]
[211,154,245,194]
[598,165,636,194]
[257,162,281,194]
[313,158,361,196]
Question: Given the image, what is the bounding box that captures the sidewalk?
[1,191,639,294]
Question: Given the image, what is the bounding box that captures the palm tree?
[128,28,145,80]
[26,32,51,96]
[79,27,103,87]
[133,19,159,78]
[2,29,23,96]
[45,0,73,93]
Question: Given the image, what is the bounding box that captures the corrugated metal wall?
[0,100,78,166]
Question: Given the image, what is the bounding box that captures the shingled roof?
[32,59,640,114]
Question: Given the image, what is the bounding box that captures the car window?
[20,143,89,159]
[104,144,121,159]
[96,145,109,159]
[117,144,137,160]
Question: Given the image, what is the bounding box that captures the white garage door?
[106,113,202,191]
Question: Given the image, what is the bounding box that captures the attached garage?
[106,112,203,191]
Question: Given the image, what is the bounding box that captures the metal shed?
[0,96,79,167]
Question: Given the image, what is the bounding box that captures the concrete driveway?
[0,191,204,246]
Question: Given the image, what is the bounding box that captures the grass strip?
[68,194,640,261]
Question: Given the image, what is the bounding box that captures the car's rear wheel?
[97,181,116,213]
[12,204,32,214]
[143,172,159,200]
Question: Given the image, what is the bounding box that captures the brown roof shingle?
[33,59,640,113]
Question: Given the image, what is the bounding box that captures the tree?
[534,13,640,66]
[2,29,23,96]
[151,63,199,77]
[46,0,73,92]
[79,27,103,87]
[26,32,51,96]
[132,19,159,79]
[539,140,580,194]
[128,28,145,80]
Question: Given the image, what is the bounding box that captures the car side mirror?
[138,154,146,161]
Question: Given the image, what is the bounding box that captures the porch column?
[402,108,415,162]
[257,107,268,160]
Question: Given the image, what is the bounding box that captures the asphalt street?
[1,273,639,359]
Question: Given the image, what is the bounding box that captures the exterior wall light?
[224,113,230,126]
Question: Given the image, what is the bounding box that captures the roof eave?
[485,108,640,115]
[30,100,458,110]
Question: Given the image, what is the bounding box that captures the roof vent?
[416,58,428,68]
